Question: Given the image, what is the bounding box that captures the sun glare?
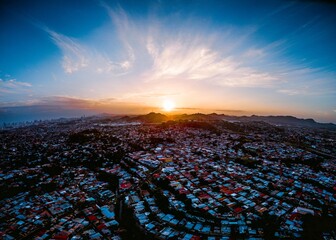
[163,99,175,112]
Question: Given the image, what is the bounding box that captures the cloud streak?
[0,96,157,116]
[39,4,282,89]
[43,26,134,75]
[143,21,278,87]
[46,29,89,73]
[37,3,335,96]
[0,78,32,94]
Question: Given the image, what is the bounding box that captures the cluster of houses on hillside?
[1,119,335,239]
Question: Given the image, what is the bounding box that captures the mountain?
[173,113,219,121]
[132,112,169,123]
[115,112,336,129]
[221,115,336,129]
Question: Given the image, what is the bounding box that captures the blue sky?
[0,0,336,123]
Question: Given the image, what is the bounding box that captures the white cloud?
[44,26,134,75]
[277,89,307,96]
[0,79,32,97]
[0,79,32,89]
[277,86,336,96]
[102,4,279,88]
[38,4,281,89]
[244,48,265,58]
[145,36,277,87]
[35,3,334,102]
[46,29,89,73]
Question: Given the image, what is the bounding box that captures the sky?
[1,0,336,123]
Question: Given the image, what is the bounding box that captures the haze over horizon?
[1,0,336,123]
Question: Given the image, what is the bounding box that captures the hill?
[114,112,336,130]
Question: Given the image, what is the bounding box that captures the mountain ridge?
[113,112,336,129]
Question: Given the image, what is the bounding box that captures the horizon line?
[1,110,335,125]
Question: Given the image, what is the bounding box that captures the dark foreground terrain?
[0,113,335,239]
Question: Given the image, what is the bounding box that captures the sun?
[163,99,175,112]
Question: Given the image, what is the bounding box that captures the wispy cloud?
[42,25,134,75]
[278,86,336,96]
[277,88,308,96]
[38,3,334,94]
[0,79,32,88]
[175,107,246,114]
[0,78,32,94]
[244,48,265,58]
[144,26,277,87]
[97,2,277,87]
[215,109,245,113]
[0,95,156,115]
[45,29,89,73]
[122,91,180,100]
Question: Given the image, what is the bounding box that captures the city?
[1,0,336,239]
[1,113,335,239]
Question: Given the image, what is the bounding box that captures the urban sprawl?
[0,114,335,239]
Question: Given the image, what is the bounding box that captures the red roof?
[289,213,300,221]
[97,223,107,230]
[226,190,234,195]
[53,231,69,240]
[234,207,243,213]
[120,182,132,189]
[179,188,189,194]
[153,173,160,178]
[88,215,97,221]
[183,173,192,178]
[191,236,201,240]
[199,193,210,199]
[166,175,174,180]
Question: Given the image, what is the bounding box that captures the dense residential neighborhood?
[1,114,335,239]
